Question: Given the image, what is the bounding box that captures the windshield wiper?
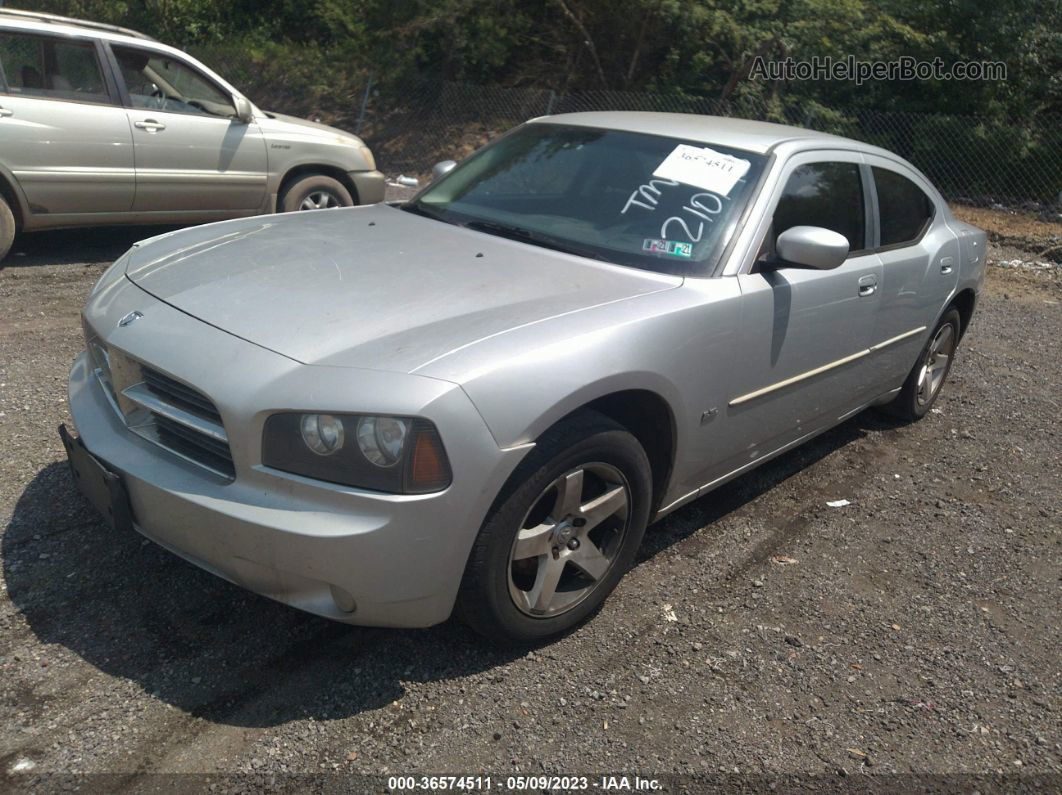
[463,219,609,262]
[463,219,535,241]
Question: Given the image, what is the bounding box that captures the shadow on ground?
[2,226,182,268]
[2,412,904,727]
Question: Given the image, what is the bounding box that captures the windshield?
[406,123,767,275]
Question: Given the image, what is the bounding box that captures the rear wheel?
[0,194,14,262]
[278,174,353,213]
[456,411,652,644]
[883,308,961,421]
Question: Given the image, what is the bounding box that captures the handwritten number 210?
[621,180,723,243]
[661,192,723,242]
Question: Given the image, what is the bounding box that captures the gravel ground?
[0,207,1059,791]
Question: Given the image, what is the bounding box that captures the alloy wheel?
[299,190,341,210]
[507,462,631,618]
[916,323,956,406]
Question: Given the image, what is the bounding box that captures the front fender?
[474,370,687,451]
[424,279,744,508]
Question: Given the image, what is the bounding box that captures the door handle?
[134,119,166,132]
[939,256,954,274]
[858,274,878,297]
[0,107,12,118]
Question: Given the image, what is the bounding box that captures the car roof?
[534,111,864,155]
[0,7,154,42]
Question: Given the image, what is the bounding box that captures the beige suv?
[0,8,385,260]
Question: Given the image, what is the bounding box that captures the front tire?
[0,194,14,261]
[278,174,354,212]
[456,411,652,644]
[883,308,961,421]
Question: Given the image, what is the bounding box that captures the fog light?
[300,414,344,456]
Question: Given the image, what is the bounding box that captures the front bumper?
[68,296,527,627]
[349,169,386,204]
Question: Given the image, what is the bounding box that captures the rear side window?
[773,162,865,252]
[873,167,934,247]
[0,31,109,103]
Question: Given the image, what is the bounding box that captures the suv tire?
[0,194,14,262]
[278,174,354,212]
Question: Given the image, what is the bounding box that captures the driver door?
[109,43,267,213]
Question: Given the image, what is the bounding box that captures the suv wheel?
[0,194,14,261]
[456,411,652,644]
[278,174,353,212]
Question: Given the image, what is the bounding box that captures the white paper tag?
[652,144,751,196]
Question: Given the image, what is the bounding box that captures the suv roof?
[0,7,154,41]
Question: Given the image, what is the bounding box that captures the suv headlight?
[262,413,451,494]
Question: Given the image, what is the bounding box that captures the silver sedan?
[63,112,987,642]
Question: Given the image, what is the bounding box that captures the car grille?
[142,366,224,424]
[83,326,235,480]
[153,413,235,478]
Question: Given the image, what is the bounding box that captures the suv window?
[112,44,234,118]
[772,162,865,253]
[873,167,934,247]
[0,31,109,103]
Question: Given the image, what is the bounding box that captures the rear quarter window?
[873,166,935,247]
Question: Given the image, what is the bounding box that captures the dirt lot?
[0,207,1059,791]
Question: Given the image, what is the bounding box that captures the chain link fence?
[360,82,1062,207]
[190,49,1062,206]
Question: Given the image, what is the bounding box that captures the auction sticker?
[643,238,693,257]
[652,144,750,196]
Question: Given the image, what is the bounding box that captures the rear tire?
[456,410,652,645]
[278,174,354,212]
[882,308,961,421]
[0,194,14,262]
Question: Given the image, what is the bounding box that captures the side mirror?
[431,160,457,182]
[233,95,254,124]
[775,225,849,270]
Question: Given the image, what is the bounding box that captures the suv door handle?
[858,274,878,297]
[939,256,954,274]
[134,119,166,132]
[0,107,12,118]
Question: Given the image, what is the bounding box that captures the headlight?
[301,414,345,456]
[356,416,407,466]
[262,413,451,494]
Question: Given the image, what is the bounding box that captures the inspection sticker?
[652,144,751,196]
[643,238,693,258]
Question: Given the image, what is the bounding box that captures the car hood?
[124,205,681,374]
[258,109,365,144]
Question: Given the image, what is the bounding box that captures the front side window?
[112,45,234,118]
[873,166,934,247]
[0,31,109,103]
[406,123,767,275]
[772,162,866,253]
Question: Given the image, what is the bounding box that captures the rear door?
[108,43,267,213]
[863,158,959,390]
[0,28,134,215]
[716,153,882,478]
